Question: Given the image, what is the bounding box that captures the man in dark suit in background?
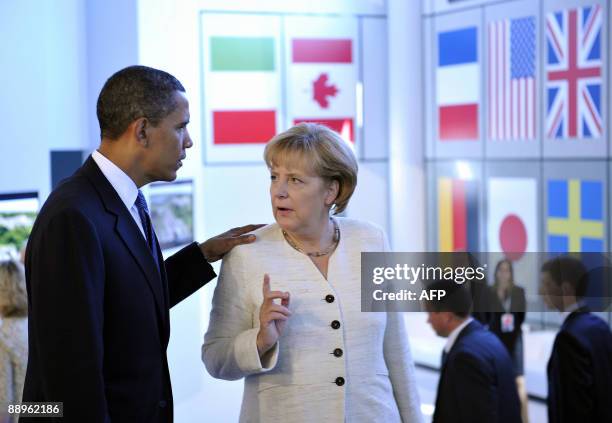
[21,66,261,422]
[540,256,612,423]
[425,279,521,423]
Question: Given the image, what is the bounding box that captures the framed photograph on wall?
[0,192,38,260]
[147,180,194,251]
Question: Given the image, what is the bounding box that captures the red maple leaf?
[312,73,338,108]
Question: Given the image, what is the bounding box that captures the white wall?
[0,0,139,198]
[85,0,140,148]
[388,0,426,251]
[0,0,88,200]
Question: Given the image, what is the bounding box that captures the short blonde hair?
[0,260,27,318]
[264,123,358,214]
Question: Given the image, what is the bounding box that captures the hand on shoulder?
[199,224,265,262]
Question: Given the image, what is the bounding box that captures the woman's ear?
[325,180,340,206]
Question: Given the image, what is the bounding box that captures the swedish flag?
[547,179,604,252]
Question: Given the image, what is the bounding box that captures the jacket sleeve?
[25,209,110,422]
[165,242,216,308]
[552,332,594,422]
[379,228,424,423]
[201,250,278,380]
[383,312,424,423]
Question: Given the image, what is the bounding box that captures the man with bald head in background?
[21,66,261,422]
[425,279,520,423]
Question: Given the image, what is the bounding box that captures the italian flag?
[285,17,357,142]
[209,36,278,144]
[201,14,283,162]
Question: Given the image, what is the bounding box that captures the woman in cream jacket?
[202,123,423,422]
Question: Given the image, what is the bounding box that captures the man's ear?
[133,118,148,147]
[560,281,575,297]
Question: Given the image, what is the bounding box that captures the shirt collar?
[444,317,474,353]
[564,301,583,313]
[562,299,587,321]
[92,150,139,211]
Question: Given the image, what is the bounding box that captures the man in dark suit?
[425,279,521,423]
[21,66,261,422]
[540,256,612,423]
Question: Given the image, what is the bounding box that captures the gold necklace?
[282,219,340,257]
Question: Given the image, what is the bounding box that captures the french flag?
[437,27,480,141]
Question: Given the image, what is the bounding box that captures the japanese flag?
[487,177,538,260]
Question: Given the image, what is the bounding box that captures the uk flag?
[546,5,603,139]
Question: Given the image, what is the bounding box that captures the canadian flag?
[487,177,538,260]
[285,16,357,142]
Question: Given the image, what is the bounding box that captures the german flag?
[438,178,479,252]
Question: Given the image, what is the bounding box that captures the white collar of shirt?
[91,150,139,211]
[562,299,586,321]
[444,317,474,353]
[91,151,147,240]
[564,301,583,314]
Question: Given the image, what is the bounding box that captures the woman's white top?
[0,316,28,423]
[202,218,423,422]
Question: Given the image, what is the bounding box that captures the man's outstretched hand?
[199,224,265,262]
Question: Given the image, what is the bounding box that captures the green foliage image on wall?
[0,212,36,253]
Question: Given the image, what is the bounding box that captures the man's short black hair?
[424,278,473,318]
[97,65,185,140]
[541,255,589,298]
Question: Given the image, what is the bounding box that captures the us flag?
[546,5,603,139]
[488,16,536,140]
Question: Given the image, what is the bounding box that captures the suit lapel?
[448,320,479,355]
[440,320,478,378]
[439,320,479,375]
[153,231,171,343]
[561,305,589,331]
[434,320,480,422]
[80,157,167,332]
[551,307,588,380]
[114,216,167,324]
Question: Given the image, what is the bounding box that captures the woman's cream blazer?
[202,218,423,422]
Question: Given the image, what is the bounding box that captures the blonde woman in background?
[0,260,28,423]
[203,123,423,422]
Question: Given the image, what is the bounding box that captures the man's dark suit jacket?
[21,157,217,422]
[433,319,521,423]
[547,307,612,423]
